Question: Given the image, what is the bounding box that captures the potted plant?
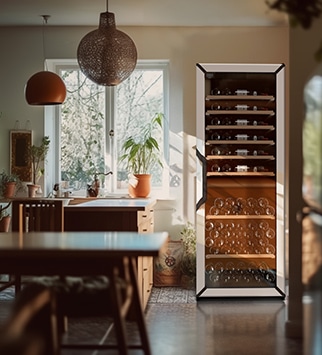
[0,203,11,232]
[180,222,196,289]
[119,113,163,198]
[0,170,21,198]
[27,136,50,197]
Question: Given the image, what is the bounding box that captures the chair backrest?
[11,199,64,233]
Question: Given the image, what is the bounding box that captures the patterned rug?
[149,286,196,304]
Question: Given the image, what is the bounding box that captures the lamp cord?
[41,15,50,71]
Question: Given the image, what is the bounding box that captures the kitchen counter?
[64,197,156,232]
[66,196,155,210]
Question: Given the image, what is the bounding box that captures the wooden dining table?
[0,231,169,354]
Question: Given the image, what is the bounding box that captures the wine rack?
[196,63,286,298]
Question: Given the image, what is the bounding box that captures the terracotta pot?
[0,215,11,232]
[128,174,151,198]
[27,184,40,198]
[3,182,16,198]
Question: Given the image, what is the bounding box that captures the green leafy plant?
[29,136,50,185]
[180,222,196,282]
[266,1,322,61]
[266,0,322,29]
[0,170,21,197]
[119,113,163,174]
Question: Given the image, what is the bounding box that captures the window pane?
[57,63,166,196]
[114,69,164,189]
[60,69,106,187]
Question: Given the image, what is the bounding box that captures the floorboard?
[0,286,309,354]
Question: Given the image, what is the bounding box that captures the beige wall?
[0,25,289,236]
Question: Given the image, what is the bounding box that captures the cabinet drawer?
[142,258,153,308]
[138,220,154,233]
[142,256,153,271]
[138,209,154,232]
[138,209,154,224]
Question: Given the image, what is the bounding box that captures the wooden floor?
[0,286,316,354]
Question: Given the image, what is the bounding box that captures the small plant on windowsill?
[180,222,196,289]
[0,170,22,198]
[27,136,50,197]
[119,113,163,198]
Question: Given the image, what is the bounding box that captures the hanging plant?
[266,0,322,29]
[267,0,322,61]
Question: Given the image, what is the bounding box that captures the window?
[46,60,169,196]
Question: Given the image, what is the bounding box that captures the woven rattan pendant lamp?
[77,1,137,86]
[25,15,66,105]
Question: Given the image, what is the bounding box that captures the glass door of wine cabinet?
[196,63,286,298]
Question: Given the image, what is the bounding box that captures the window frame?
[45,59,169,197]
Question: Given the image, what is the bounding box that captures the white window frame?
[44,59,169,197]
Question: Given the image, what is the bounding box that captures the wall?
[0,25,289,237]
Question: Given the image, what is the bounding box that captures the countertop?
[65,197,156,212]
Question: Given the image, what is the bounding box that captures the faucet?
[87,171,113,197]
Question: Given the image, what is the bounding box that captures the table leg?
[128,256,151,355]
[109,262,129,354]
[15,274,21,294]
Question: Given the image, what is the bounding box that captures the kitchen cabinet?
[196,63,286,298]
[65,198,155,308]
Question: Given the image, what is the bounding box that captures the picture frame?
[10,130,32,182]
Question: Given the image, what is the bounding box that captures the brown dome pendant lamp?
[25,15,67,105]
[77,0,137,86]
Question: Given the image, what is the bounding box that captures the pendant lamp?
[25,15,67,105]
[77,1,137,86]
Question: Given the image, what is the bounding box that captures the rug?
[149,286,196,304]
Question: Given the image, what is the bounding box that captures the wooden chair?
[0,276,16,293]
[11,199,64,233]
[9,199,64,294]
[0,283,60,355]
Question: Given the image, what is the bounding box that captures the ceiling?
[0,0,287,27]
